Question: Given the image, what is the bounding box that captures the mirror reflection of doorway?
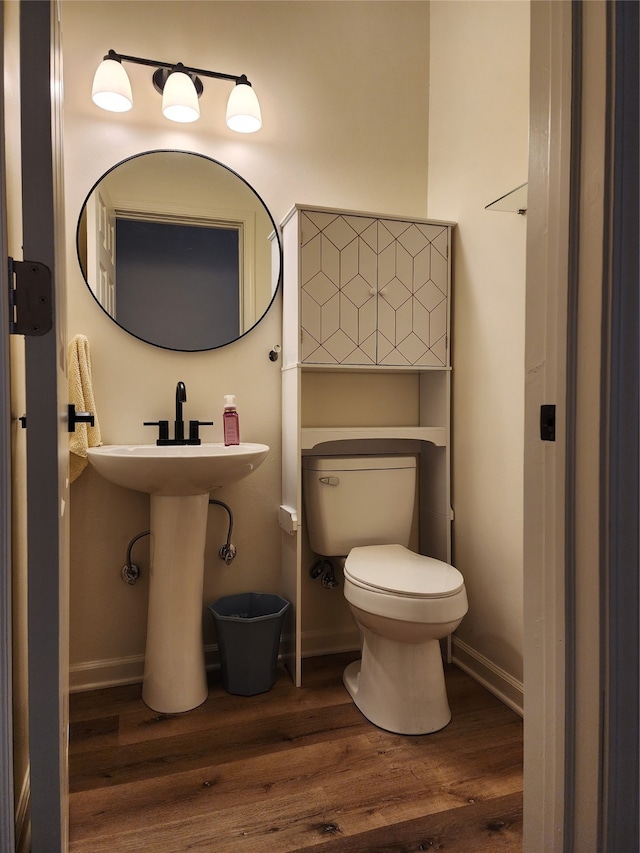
[85,186,116,315]
[115,218,240,350]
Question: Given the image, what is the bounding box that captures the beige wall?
[61,1,432,685]
[428,0,529,700]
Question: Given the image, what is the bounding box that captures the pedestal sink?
[86,443,269,713]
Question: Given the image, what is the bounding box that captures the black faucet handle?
[188,420,214,444]
[144,420,170,443]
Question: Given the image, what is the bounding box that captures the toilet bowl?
[343,544,467,734]
[302,455,467,735]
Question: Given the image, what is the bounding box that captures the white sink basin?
[86,442,269,496]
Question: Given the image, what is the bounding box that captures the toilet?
[302,455,468,735]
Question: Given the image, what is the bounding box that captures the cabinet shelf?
[301,425,446,451]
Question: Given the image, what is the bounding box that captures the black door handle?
[68,403,95,432]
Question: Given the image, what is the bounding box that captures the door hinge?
[8,257,53,336]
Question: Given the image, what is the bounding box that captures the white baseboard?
[15,765,30,853]
[70,648,215,693]
[451,636,524,717]
[69,630,361,693]
[70,642,283,693]
[69,653,147,692]
[69,645,229,693]
[69,632,523,721]
[300,627,360,658]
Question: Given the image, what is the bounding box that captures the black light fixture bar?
[103,49,251,88]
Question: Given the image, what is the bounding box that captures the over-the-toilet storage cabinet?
[280,205,454,686]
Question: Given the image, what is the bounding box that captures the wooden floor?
[68,652,523,852]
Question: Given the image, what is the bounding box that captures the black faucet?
[144,381,213,445]
[175,381,187,442]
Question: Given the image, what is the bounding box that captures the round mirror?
[76,150,281,351]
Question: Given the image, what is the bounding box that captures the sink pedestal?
[142,493,210,713]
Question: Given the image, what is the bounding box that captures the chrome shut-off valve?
[321,567,339,589]
[310,557,339,589]
[219,543,237,564]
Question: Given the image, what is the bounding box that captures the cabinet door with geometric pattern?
[377,219,449,367]
[300,208,449,367]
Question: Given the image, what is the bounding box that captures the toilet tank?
[302,456,417,556]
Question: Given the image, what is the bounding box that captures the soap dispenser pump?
[223,395,240,446]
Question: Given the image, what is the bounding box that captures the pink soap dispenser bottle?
[223,395,240,446]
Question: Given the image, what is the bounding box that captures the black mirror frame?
[75,149,282,352]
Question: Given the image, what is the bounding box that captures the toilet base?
[343,631,452,735]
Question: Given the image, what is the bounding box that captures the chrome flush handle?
[319,476,339,486]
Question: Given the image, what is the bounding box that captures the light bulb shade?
[162,71,200,123]
[91,58,133,112]
[226,82,262,133]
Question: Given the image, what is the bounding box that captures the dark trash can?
[209,593,290,696]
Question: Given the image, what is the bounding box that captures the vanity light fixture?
[91,49,262,132]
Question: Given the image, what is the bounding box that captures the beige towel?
[68,334,102,483]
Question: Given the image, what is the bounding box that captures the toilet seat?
[344,544,468,626]
[344,544,464,599]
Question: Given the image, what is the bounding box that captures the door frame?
[601,1,639,848]
[0,0,17,846]
[21,1,69,849]
[524,2,639,850]
[523,1,572,847]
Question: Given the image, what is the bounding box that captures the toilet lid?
[344,544,464,598]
